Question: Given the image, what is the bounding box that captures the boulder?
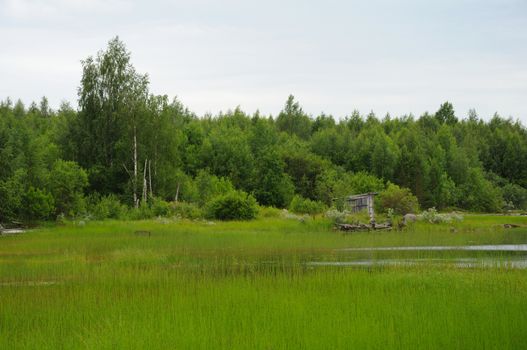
[403,213,417,224]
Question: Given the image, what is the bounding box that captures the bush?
[205,191,258,221]
[128,202,154,220]
[0,171,26,222]
[324,209,348,224]
[151,197,170,217]
[377,183,419,215]
[22,187,55,220]
[88,194,127,220]
[289,195,326,215]
[457,168,503,213]
[193,170,235,206]
[170,202,204,219]
[502,183,527,210]
[47,160,88,216]
[421,207,464,224]
[259,206,282,218]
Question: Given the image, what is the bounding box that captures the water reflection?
[308,258,527,269]
[338,244,527,252]
[306,244,527,269]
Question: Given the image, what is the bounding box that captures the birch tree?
[77,37,149,206]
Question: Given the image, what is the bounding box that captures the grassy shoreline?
[1,215,527,349]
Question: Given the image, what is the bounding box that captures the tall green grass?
[1,215,526,349]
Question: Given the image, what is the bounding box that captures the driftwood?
[1,228,25,236]
[337,222,392,232]
[337,223,370,231]
[503,223,527,229]
[373,223,392,231]
[0,223,25,236]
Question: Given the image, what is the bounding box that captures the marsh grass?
[1,215,526,349]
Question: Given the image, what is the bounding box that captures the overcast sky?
[1,0,526,121]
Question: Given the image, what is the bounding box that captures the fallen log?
[503,224,527,229]
[336,222,392,232]
[1,229,25,236]
[337,224,368,231]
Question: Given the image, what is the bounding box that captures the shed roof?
[347,192,378,200]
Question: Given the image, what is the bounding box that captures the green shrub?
[46,160,88,217]
[324,209,348,224]
[0,170,28,222]
[128,202,154,220]
[502,183,527,210]
[459,168,503,212]
[193,170,235,205]
[151,197,170,217]
[169,202,204,219]
[421,207,464,224]
[259,206,282,218]
[377,183,419,215]
[289,195,326,215]
[22,187,55,220]
[88,194,127,220]
[205,191,258,221]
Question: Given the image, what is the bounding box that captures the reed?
[1,215,526,349]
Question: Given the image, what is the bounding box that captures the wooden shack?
[346,192,378,224]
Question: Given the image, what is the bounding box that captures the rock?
[403,213,417,224]
[503,224,521,229]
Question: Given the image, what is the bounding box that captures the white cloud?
[0,0,526,122]
[2,0,127,20]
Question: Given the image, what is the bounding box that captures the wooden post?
[368,195,375,227]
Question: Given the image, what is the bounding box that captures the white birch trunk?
[148,160,153,199]
[133,124,138,208]
[142,158,148,204]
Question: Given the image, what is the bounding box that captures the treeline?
[1,37,527,222]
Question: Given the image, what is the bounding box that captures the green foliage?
[324,208,349,224]
[253,147,295,208]
[420,207,464,224]
[0,173,24,222]
[205,191,258,220]
[289,195,326,215]
[200,124,254,190]
[192,170,234,206]
[129,202,154,220]
[21,187,55,220]
[88,194,127,220]
[347,171,385,194]
[502,183,527,210]
[169,202,204,219]
[2,38,527,222]
[435,102,457,125]
[258,206,282,218]
[276,95,312,139]
[151,197,170,217]
[458,168,503,213]
[283,148,328,201]
[377,183,419,215]
[47,160,88,217]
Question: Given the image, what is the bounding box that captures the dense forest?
[1,37,527,222]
